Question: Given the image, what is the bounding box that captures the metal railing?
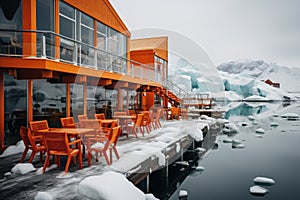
[0,29,163,83]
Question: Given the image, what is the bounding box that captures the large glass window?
[0,1,22,55]
[78,12,94,66]
[96,21,108,69]
[109,28,127,73]
[59,1,76,63]
[36,0,55,58]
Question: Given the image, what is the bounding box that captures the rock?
[256,128,265,134]
[254,177,276,185]
[249,185,269,196]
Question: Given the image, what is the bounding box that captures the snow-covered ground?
[0,119,211,200]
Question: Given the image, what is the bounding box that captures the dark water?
[169,102,300,200]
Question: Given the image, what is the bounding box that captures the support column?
[55,0,60,59]
[66,83,71,117]
[22,0,36,57]
[0,73,4,151]
[83,82,87,115]
[27,80,33,122]
[117,88,123,110]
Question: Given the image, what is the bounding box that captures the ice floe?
[223,138,233,143]
[195,166,205,171]
[34,192,53,200]
[281,113,300,120]
[253,177,276,185]
[255,128,265,134]
[223,123,239,134]
[232,143,245,148]
[249,185,269,195]
[11,163,36,175]
[270,122,279,127]
[178,190,188,198]
[248,115,255,121]
[195,147,206,153]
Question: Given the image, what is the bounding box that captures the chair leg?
[39,151,43,163]
[28,151,36,163]
[103,151,110,165]
[78,153,82,169]
[88,151,92,166]
[20,148,29,163]
[42,154,50,174]
[64,156,72,174]
[112,146,120,159]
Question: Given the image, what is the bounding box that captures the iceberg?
[249,185,269,195]
[253,177,276,185]
[256,128,265,134]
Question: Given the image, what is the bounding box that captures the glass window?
[97,22,107,35]
[36,0,55,58]
[59,1,76,63]
[81,13,93,28]
[79,12,94,66]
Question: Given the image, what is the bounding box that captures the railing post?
[42,34,46,58]
[74,43,78,65]
[94,49,97,70]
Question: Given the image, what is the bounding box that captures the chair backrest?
[113,111,126,116]
[78,115,88,121]
[19,126,32,148]
[29,120,49,134]
[95,113,105,120]
[155,109,161,120]
[80,119,101,130]
[109,126,121,145]
[60,117,75,128]
[43,132,70,154]
[135,114,144,126]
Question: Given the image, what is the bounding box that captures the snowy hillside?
[217,59,300,93]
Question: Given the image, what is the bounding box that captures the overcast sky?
[110,0,300,68]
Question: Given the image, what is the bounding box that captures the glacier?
[168,58,298,101]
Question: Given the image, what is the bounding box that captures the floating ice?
[256,134,264,138]
[249,185,269,195]
[273,114,279,117]
[256,128,265,134]
[224,123,239,133]
[175,161,189,166]
[34,192,53,200]
[281,113,299,120]
[232,139,241,145]
[195,166,205,171]
[270,122,279,127]
[145,193,159,200]
[253,121,258,125]
[179,190,188,198]
[248,115,255,121]
[223,138,233,143]
[11,163,36,175]
[254,177,276,185]
[195,147,206,153]
[4,172,11,176]
[232,143,245,148]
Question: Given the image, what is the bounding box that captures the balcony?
[0,29,164,85]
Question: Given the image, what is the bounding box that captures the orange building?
[0,0,171,151]
[130,37,169,111]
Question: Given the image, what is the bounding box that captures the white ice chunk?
[254,177,276,185]
[232,139,241,145]
[224,123,239,133]
[281,113,299,119]
[145,193,159,200]
[34,192,53,200]
[11,163,36,175]
[195,147,206,152]
[249,185,269,195]
[248,115,255,121]
[195,166,205,171]
[232,143,245,148]
[256,128,265,134]
[179,190,188,197]
[0,140,25,158]
[175,161,189,166]
[223,138,233,143]
[270,122,279,127]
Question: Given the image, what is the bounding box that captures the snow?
[249,185,269,195]
[0,140,25,158]
[253,177,276,185]
[35,192,53,200]
[79,171,156,200]
[11,163,36,175]
[178,190,188,197]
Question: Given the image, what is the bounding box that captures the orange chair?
[152,109,162,129]
[95,113,105,120]
[87,126,121,166]
[19,126,46,163]
[126,114,144,138]
[42,131,82,174]
[79,120,103,143]
[29,120,49,135]
[141,111,151,134]
[60,117,77,128]
[78,115,88,121]
[113,111,126,117]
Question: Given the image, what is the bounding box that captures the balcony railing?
[0,29,163,84]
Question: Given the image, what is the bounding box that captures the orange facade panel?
[64,0,130,37]
[130,50,155,67]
